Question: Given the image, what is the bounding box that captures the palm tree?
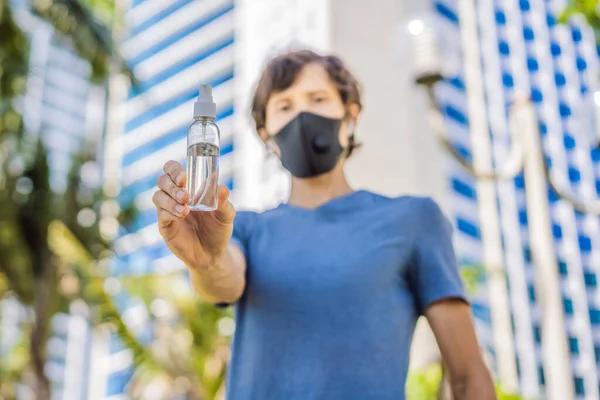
[0,0,142,397]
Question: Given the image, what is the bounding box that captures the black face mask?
[271,112,344,178]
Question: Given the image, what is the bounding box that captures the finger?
[163,160,186,187]
[157,174,189,204]
[153,190,190,220]
[214,185,235,224]
[157,209,180,229]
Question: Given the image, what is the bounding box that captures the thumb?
[214,185,235,224]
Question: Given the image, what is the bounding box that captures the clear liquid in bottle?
[187,142,220,211]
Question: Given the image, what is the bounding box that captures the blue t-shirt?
[226,190,466,400]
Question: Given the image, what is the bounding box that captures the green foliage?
[406,363,443,400]
[0,0,138,397]
[561,0,600,41]
[406,363,527,400]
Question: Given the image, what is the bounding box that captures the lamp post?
[410,0,600,398]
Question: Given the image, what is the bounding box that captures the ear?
[348,103,361,122]
[257,127,269,143]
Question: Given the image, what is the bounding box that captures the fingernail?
[176,205,185,214]
[176,190,186,201]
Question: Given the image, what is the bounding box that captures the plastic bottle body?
[186,117,220,211]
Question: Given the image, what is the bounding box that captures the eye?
[277,102,291,112]
[313,96,327,103]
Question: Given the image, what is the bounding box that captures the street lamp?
[409,1,600,399]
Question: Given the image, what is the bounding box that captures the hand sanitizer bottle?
[186,84,220,211]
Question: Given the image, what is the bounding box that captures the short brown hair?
[251,49,363,156]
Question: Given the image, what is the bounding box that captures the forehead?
[270,62,337,99]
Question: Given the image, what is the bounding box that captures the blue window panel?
[555,73,566,86]
[123,124,187,166]
[451,177,476,199]
[519,209,528,225]
[531,88,543,103]
[559,261,568,275]
[122,106,234,167]
[524,246,532,263]
[499,41,510,55]
[596,181,600,195]
[574,377,585,395]
[129,0,194,37]
[514,173,525,189]
[547,14,556,27]
[559,103,572,118]
[538,366,545,386]
[519,0,530,11]
[563,134,576,149]
[471,302,492,324]
[581,85,589,95]
[128,4,234,68]
[528,285,536,302]
[523,27,535,41]
[584,272,597,288]
[455,144,473,164]
[435,2,459,24]
[502,73,514,88]
[564,298,574,315]
[131,209,158,232]
[576,57,587,71]
[129,38,234,98]
[106,369,134,396]
[131,0,143,6]
[456,218,480,239]
[109,335,127,354]
[579,235,592,252]
[533,325,541,343]
[592,148,600,162]
[548,186,560,203]
[568,167,580,183]
[540,123,548,135]
[589,308,600,324]
[125,72,233,132]
[135,208,160,229]
[595,346,600,361]
[550,43,561,56]
[552,224,562,239]
[444,105,469,125]
[495,10,506,24]
[527,58,539,71]
[572,29,582,42]
[447,76,465,91]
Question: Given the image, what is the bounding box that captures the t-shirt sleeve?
[407,197,468,315]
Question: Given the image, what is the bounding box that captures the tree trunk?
[30,278,50,400]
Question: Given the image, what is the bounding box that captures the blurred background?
[1,0,600,399]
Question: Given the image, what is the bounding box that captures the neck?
[287,165,353,209]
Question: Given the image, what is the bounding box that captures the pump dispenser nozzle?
[194,84,217,118]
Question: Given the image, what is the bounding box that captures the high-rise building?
[430,0,600,399]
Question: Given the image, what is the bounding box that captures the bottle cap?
[193,84,217,118]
